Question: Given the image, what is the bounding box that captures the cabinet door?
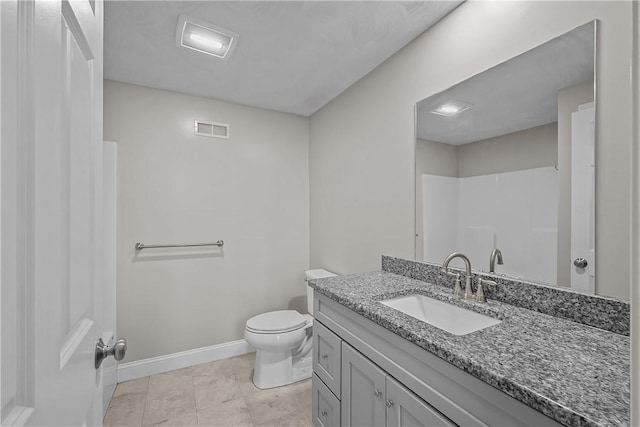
[341,343,386,427]
[386,377,456,427]
[313,373,341,427]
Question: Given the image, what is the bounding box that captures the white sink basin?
[380,294,501,336]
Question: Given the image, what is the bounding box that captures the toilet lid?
[246,310,307,334]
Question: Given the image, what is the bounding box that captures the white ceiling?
[104,1,463,117]
[416,21,595,145]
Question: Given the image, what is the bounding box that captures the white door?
[1,0,109,425]
[570,102,595,292]
[101,141,119,417]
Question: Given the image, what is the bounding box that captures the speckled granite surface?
[382,256,630,336]
[309,271,630,427]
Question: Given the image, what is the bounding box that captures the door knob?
[95,338,127,369]
[573,258,588,268]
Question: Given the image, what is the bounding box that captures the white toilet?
[244,269,337,389]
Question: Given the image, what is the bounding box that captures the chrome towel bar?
[134,240,224,250]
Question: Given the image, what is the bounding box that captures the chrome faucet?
[489,248,503,273]
[442,252,473,299]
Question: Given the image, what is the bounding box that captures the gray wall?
[309,1,633,300]
[457,123,558,178]
[104,81,310,362]
[416,122,557,179]
[416,139,458,178]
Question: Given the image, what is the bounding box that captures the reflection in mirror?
[415,21,596,293]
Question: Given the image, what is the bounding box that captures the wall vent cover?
[194,120,229,139]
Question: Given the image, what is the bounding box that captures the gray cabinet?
[314,292,562,427]
[386,376,454,427]
[313,373,341,427]
[341,342,453,427]
[312,321,343,427]
[313,319,342,398]
[341,342,386,427]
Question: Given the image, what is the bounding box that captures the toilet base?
[292,352,313,383]
[252,349,312,389]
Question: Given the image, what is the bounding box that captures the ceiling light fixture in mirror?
[430,100,472,117]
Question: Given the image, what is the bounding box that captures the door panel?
[33,0,103,424]
[385,377,455,427]
[61,0,96,363]
[1,1,26,421]
[341,343,386,427]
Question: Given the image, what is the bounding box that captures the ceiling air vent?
[194,120,229,139]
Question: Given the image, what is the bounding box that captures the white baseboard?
[117,339,253,383]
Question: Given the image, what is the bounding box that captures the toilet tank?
[305,269,337,314]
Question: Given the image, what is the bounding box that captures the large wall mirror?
[415,21,596,293]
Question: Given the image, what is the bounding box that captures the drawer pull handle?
[321,354,329,359]
[374,389,382,397]
[321,410,328,416]
[386,399,394,408]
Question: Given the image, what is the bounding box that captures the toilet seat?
[245,310,307,334]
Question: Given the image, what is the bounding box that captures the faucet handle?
[452,274,464,298]
[475,278,497,303]
[443,269,464,297]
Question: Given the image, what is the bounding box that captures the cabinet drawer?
[313,320,342,397]
[313,373,341,427]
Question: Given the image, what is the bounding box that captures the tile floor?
[103,352,313,427]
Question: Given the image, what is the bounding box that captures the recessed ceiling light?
[176,14,239,60]
[430,101,471,117]
[189,33,224,50]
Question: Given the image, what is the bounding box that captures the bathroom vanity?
[309,257,630,427]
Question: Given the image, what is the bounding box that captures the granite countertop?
[310,271,630,427]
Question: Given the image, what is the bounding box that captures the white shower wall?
[422,175,458,264]
[423,166,558,284]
